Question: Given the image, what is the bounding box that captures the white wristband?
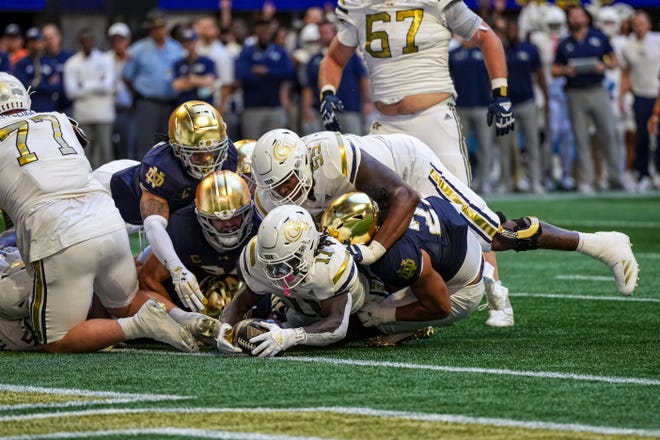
[380,305,397,324]
[491,78,508,89]
[320,84,337,95]
[368,240,387,260]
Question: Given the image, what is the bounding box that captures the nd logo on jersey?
[397,259,417,280]
[145,166,166,188]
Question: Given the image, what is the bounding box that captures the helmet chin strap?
[282,274,295,297]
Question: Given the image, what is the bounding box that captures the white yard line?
[0,428,326,440]
[0,384,187,411]
[546,219,660,228]
[106,348,660,386]
[0,407,658,438]
[509,292,660,303]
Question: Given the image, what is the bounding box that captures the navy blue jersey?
[166,205,260,277]
[371,196,468,289]
[110,140,238,224]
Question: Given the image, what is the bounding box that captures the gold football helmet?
[168,100,229,179]
[320,192,380,245]
[195,170,254,251]
[234,139,257,194]
[199,274,244,318]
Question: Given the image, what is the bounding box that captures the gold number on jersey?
[0,115,77,166]
[310,143,324,171]
[365,9,424,58]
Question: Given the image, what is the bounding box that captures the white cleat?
[589,232,639,296]
[482,281,515,327]
[134,298,198,352]
[183,315,220,347]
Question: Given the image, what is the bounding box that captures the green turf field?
[1,193,659,439]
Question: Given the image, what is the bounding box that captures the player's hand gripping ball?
[232,318,283,357]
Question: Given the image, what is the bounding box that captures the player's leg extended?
[492,215,639,296]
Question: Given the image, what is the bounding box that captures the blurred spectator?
[122,9,185,159]
[172,28,217,105]
[107,22,137,160]
[235,18,294,139]
[552,6,626,194]
[449,37,494,193]
[4,24,28,69]
[13,28,55,112]
[42,23,73,114]
[63,27,115,169]
[530,4,576,190]
[0,45,8,73]
[195,16,234,114]
[498,19,548,194]
[303,20,369,136]
[619,10,660,192]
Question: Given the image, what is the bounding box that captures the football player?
[251,129,514,325]
[217,204,370,357]
[137,170,262,319]
[105,100,238,312]
[318,0,514,185]
[0,72,197,353]
[322,193,639,336]
[234,139,257,195]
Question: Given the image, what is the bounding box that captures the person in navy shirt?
[236,19,294,139]
[303,21,370,136]
[41,24,73,114]
[498,20,548,194]
[552,5,627,194]
[449,38,494,193]
[0,50,9,73]
[172,28,217,105]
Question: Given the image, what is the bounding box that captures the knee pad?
[497,214,542,251]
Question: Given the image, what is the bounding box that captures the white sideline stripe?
[510,292,660,303]
[277,357,660,386]
[638,252,660,259]
[555,275,612,281]
[108,349,660,386]
[0,384,187,411]
[0,407,658,438]
[0,428,326,440]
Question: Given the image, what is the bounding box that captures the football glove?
[171,266,206,312]
[250,322,305,357]
[320,89,344,132]
[216,322,243,354]
[487,90,515,137]
[357,301,397,327]
[348,240,386,265]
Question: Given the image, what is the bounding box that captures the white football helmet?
[596,6,620,38]
[256,205,319,291]
[195,170,254,251]
[0,72,31,114]
[540,5,567,37]
[252,129,313,206]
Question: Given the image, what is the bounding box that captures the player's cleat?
[363,326,435,347]
[481,280,515,327]
[584,232,639,296]
[133,299,198,352]
[183,315,220,347]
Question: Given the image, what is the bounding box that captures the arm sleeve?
[298,293,352,346]
[143,214,184,272]
[444,1,482,42]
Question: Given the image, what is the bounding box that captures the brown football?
[232,318,280,356]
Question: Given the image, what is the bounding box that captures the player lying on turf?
[216,204,373,357]
[320,192,639,337]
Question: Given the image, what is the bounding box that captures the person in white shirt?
[63,27,115,168]
[195,16,235,115]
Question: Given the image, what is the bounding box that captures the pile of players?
[0,69,639,356]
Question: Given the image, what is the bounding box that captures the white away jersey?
[238,235,366,318]
[0,111,124,261]
[336,0,457,103]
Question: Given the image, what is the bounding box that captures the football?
[232,318,281,356]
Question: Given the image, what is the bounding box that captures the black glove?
[487,87,515,137]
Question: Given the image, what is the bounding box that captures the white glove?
[357,301,397,327]
[216,322,242,354]
[250,322,305,358]
[348,240,386,265]
[171,266,206,312]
